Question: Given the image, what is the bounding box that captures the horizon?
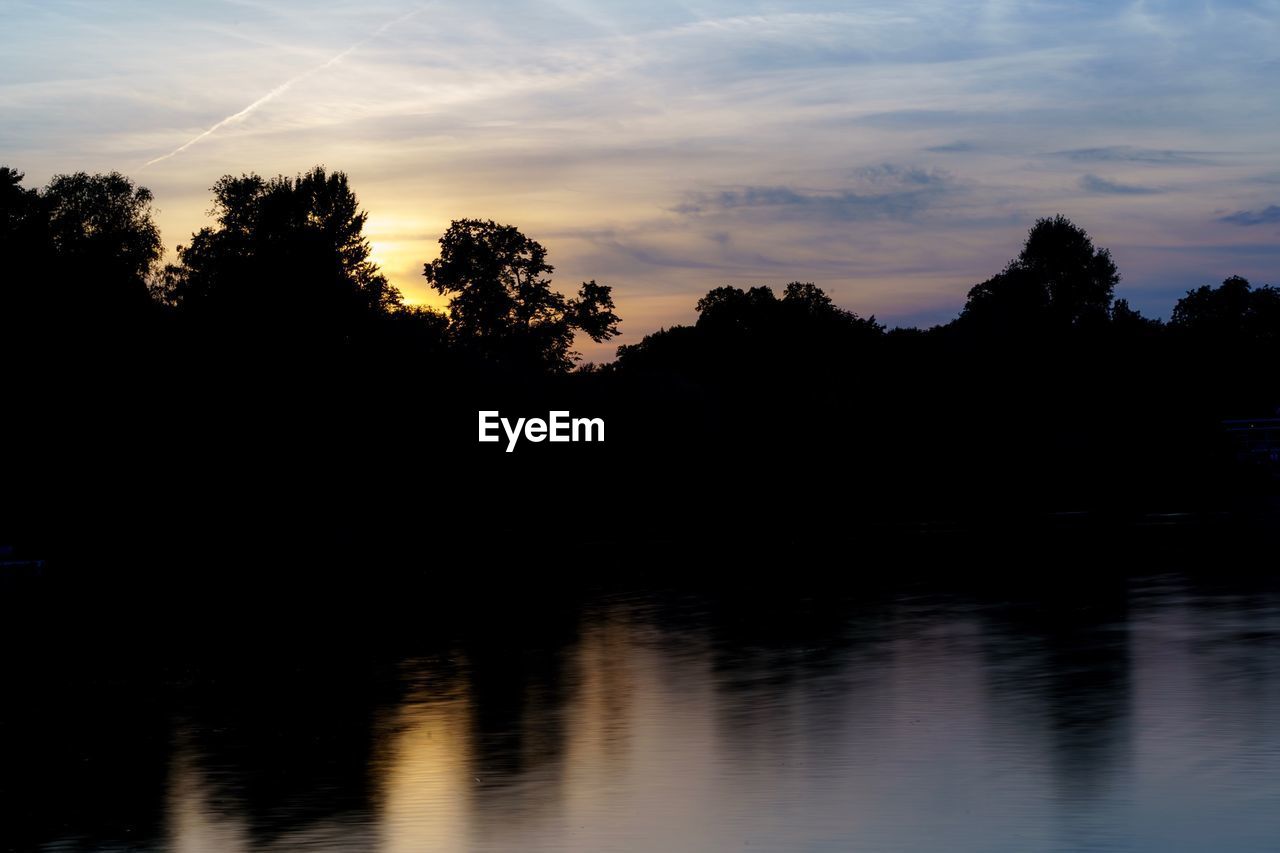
[4,0,1279,361]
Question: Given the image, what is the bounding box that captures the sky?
[3,0,1279,360]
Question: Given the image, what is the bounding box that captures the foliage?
[618,281,883,374]
[960,215,1119,331]
[1171,276,1280,344]
[423,218,620,371]
[2,168,161,329]
[162,167,399,342]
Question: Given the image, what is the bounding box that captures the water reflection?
[6,573,1280,852]
[378,665,471,853]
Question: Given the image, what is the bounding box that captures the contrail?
[143,5,427,168]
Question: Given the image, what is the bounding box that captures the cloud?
[141,3,429,168]
[852,164,949,186]
[676,187,927,220]
[855,107,1080,130]
[1079,174,1162,195]
[1218,205,1280,226]
[566,229,728,271]
[10,0,1280,350]
[925,141,975,153]
[675,166,953,222]
[1050,146,1210,165]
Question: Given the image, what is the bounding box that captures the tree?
[423,218,620,371]
[960,215,1118,331]
[1109,297,1162,336]
[162,167,399,341]
[1171,276,1280,345]
[780,281,884,339]
[0,167,49,327]
[695,285,780,334]
[44,171,163,316]
[0,167,41,243]
[959,266,1051,333]
[1019,214,1118,326]
[2,167,162,332]
[694,282,882,340]
[616,282,882,374]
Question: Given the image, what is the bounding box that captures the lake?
[3,531,1280,852]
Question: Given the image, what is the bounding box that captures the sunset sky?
[4,0,1279,360]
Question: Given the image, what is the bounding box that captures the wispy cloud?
[7,0,1280,359]
[1080,174,1162,195]
[675,166,953,222]
[925,141,975,153]
[1218,205,1280,226]
[1050,146,1210,165]
[674,187,934,221]
[141,4,429,168]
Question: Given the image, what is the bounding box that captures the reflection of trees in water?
[0,646,170,851]
[1132,579,1280,766]
[460,600,579,833]
[166,650,389,847]
[165,734,380,853]
[699,587,897,778]
[460,602,654,848]
[463,645,573,844]
[11,570,1280,852]
[1178,574,1280,693]
[978,580,1133,810]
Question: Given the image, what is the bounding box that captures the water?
[4,569,1280,852]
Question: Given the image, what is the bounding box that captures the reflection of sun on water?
[378,665,474,853]
[163,614,723,852]
[374,611,729,851]
[166,742,252,853]
[562,613,637,799]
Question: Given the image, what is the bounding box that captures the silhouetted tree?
[959,215,1119,332]
[376,303,453,362]
[1171,276,1280,345]
[780,281,885,339]
[1107,298,1163,342]
[959,266,1051,333]
[7,169,162,325]
[2,167,162,341]
[0,167,49,330]
[0,167,41,243]
[691,281,883,344]
[1020,214,1118,326]
[44,170,161,288]
[6,158,1280,554]
[694,285,779,335]
[161,167,399,343]
[617,281,882,374]
[423,219,619,371]
[780,281,840,316]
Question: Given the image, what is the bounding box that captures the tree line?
[4,164,1275,373]
[1,163,1276,558]
[1,165,621,374]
